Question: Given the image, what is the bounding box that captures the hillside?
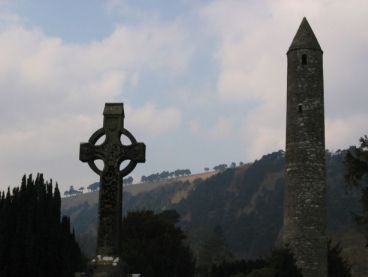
[62,171,217,210]
[62,150,368,277]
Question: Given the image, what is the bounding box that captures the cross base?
[75,256,126,277]
[90,264,125,277]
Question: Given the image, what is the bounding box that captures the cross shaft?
[79,103,145,257]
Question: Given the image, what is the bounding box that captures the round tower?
[284,18,327,277]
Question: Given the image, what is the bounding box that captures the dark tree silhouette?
[121,210,195,277]
[345,135,368,244]
[213,164,227,172]
[0,174,84,277]
[210,242,351,277]
[123,176,134,185]
[210,247,302,277]
[328,240,352,277]
[345,135,368,187]
[87,182,100,192]
[67,185,81,196]
[197,225,232,276]
[140,169,192,183]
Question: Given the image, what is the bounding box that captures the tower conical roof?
[288,17,322,53]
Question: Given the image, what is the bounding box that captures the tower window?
[298,104,303,113]
[302,54,308,65]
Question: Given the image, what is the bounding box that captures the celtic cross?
[80,103,145,257]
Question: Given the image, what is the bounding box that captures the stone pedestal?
[90,256,126,277]
[75,256,126,277]
[90,264,125,277]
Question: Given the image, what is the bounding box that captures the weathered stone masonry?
[284,18,327,277]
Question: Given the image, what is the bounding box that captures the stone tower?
[284,18,327,277]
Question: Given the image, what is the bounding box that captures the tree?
[140,169,193,183]
[159,171,170,179]
[67,185,81,196]
[345,135,368,186]
[210,247,302,277]
[268,247,303,277]
[205,168,210,172]
[213,164,227,172]
[211,242,351,277]
[123,176,134,185]
[0,174,84,277]
[345,135,368,244]
[185,169,192,176]
[87,182,100,192]
[197,225,232,276]
[79,186,85,194]
[328,240,352,277]
[175,169,182,177]
[121,210,195,277]
[230,162,236,168]
[211,259,267,277]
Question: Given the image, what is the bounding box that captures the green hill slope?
[62,150,368,276]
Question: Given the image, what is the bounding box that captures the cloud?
[326,114,368,150]
[209,117,234,140]
[240,102,285,160]
[201,0,368,160]
[0,16,189,189]
[125,104,181,138]
[189,120,200,134]
[0,11,24,26]
[1,0,367,191]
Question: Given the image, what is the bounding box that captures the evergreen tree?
[269,248,303,277]
[0,174,84,277]
[211,243,351,277]
[210,247,302,277]
[211,259,267,277]
[121,210,195,277]
[197,225,232,276]
[345,135,368,244]
[328,240,352,277]
[345,136,368,187]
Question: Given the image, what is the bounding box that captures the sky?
[0,0,367,193]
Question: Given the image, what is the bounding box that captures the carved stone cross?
[80,103,145,258]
